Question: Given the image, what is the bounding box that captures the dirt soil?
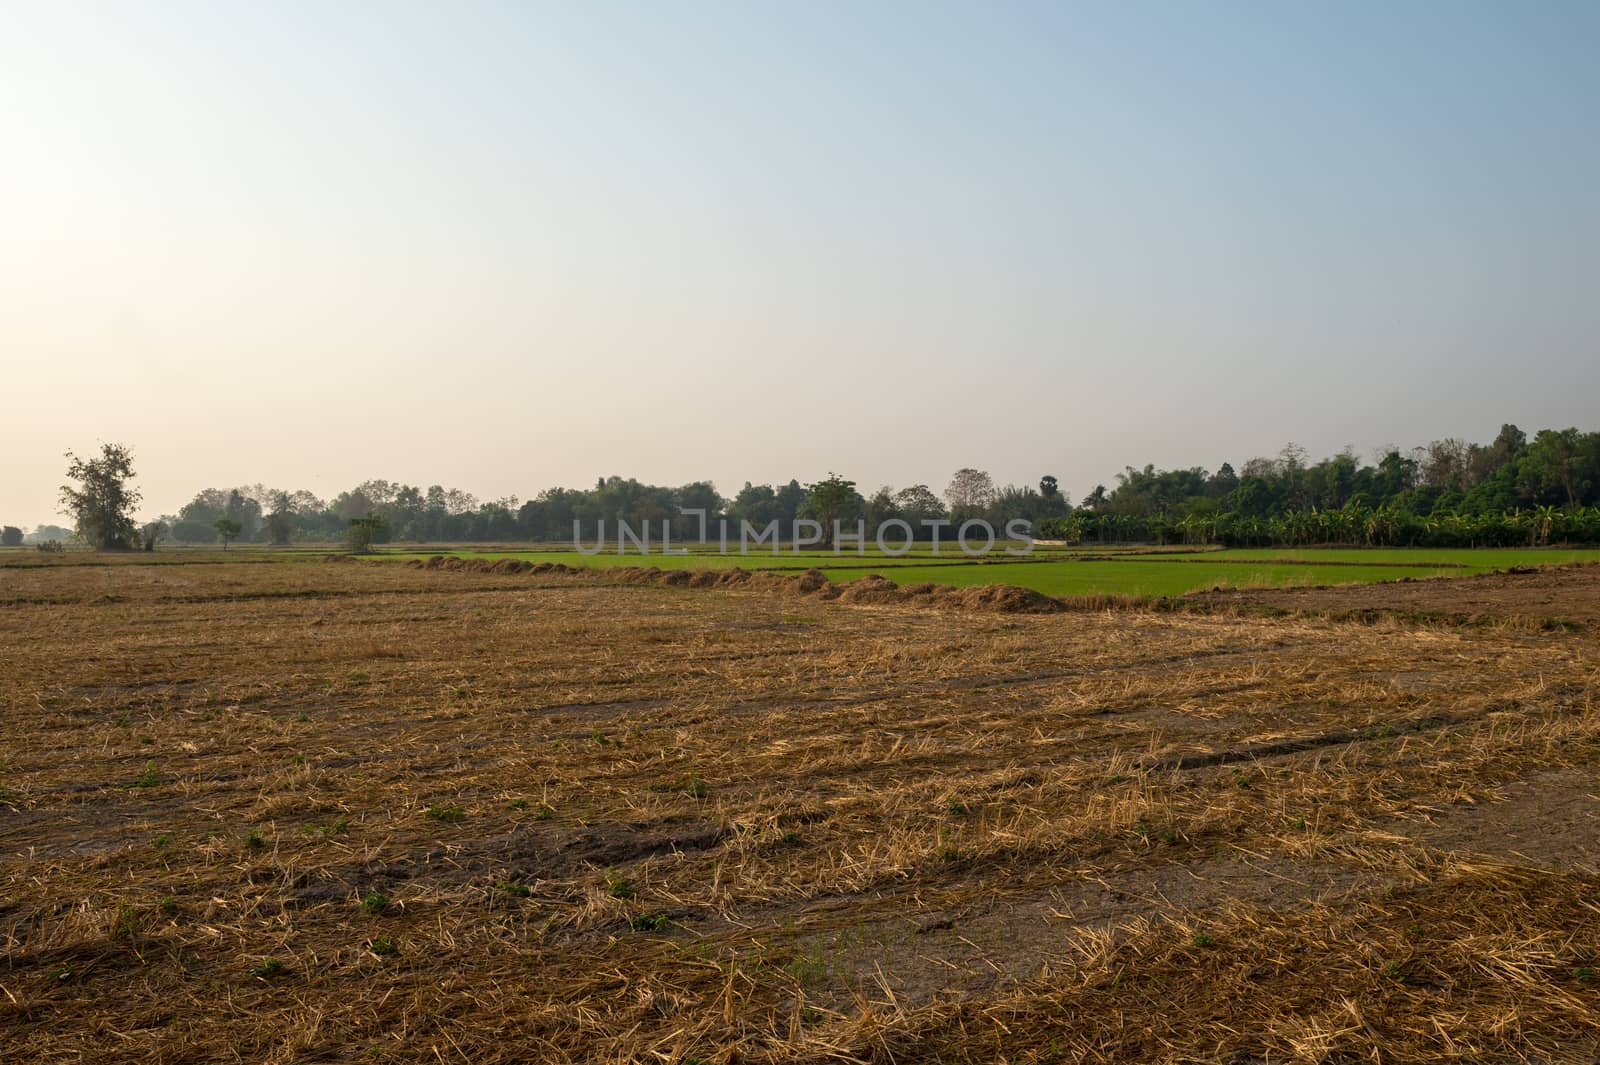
[1186,561,1600,626]
[1,558,1599,1063]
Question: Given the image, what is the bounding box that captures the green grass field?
[6,543,1590,598]
[365,544,1595,599]
[810,560,1471,597]
[1151,547,1594,569]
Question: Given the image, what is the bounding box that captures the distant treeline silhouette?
[52,423,1593,548]
[1039,425,1600,546]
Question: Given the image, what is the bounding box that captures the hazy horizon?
[5,1,1598,529]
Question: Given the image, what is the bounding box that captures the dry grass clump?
[0,557,1597,1061]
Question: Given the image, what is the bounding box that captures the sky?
[3,0,1598,527]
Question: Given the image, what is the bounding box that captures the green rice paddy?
[371,544,1595,599]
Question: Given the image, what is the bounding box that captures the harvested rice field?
[2,557,1599,1062]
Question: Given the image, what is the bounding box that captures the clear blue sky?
[3,1,1597,525]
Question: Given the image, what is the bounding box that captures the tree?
[892,484,945,535]
[1034,475,1070,518]
[265,492,295,546]
[1468,423,1527,486]
[1278,443,1310,509]
[214,517,242,550]
[171,518,216,543]
[60,443,141,550]
[1,526,21,547]
[224,489,262,541]
[347,512,388,553]
[179,489,229,525]
[1519,428,1595,506]
[672,481,724,541]
[727,483,780,528]
[990,484,1044,524]
[1306,449,1359,509]
[893,484,943,518]
[1207,463,1238,497]
[1373,449,1420,497]
[1420,438,1471,490]
[139,520,168,552]
[803,473,858,546]
[1110,464,1208,516]
[945,468,996,519]
[332,486,377,522]
[774,480,808,526]
[864,485,900,530]
[26,524,72,544]
[1239,456,1277,480]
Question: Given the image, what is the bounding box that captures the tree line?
[27,423,1600,551]
[155,467,1072,547]
[1039,425,1600,546]
[38,454,1070,550]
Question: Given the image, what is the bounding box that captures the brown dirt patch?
[1409,768,1600,869]
[1185,561,1600,626]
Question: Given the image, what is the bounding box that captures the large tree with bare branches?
[944,468,996,520]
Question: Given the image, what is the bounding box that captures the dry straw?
[0,556,1596,1061]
